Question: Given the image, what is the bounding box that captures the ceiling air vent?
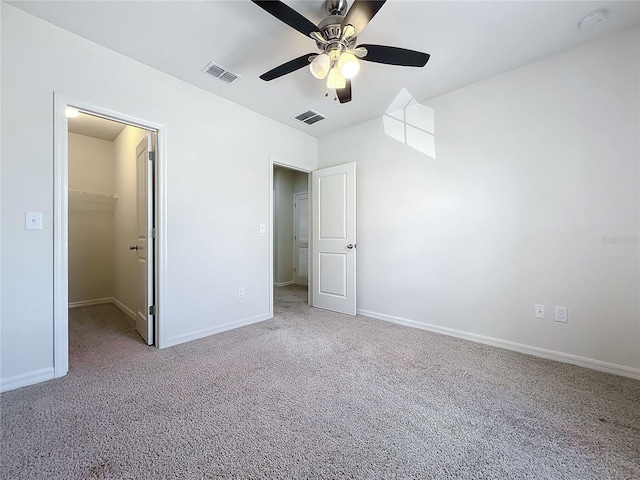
[202,62,240,84]
[294,110,326,125]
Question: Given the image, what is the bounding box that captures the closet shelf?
[69,190,118,211]
[69,189,118,200]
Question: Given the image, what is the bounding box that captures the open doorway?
[269,160,357,318]
[66,111,156,357]
[53,95,165,379]
[273,165,309,310]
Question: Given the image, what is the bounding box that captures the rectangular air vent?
[294,110,326,125]
[202,62,240,84]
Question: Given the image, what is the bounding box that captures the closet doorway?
[273,165,310,309]
[67,111,156,347]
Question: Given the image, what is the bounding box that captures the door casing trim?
[53,92,167,378]
[293,192,309,287]
[269,156,312,319]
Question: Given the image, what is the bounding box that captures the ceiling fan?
[252,0,430,103]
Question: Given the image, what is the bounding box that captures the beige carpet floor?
[1,285,639,479]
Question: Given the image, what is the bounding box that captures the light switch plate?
[26,212,43,230]
[259,223,266,234]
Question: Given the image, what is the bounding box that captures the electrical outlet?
[535,304,546,319]
[555,306,568,323]
[238,288,245,299]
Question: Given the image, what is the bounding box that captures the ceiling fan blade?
[341,0,386,36]
[259,54,315,81]
[337,80,352,104]
[358,44,430,67]
[252,0,318,38]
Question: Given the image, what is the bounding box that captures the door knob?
[346,244,355,249]
[129,245,138,251]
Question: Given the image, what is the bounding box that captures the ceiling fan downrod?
[324,0,348,16]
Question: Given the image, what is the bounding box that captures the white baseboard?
[0,367,55,393]
[111,297,136,320]
[68,297,112,308]
[164,313,271,349]
[274,281,295,287]
[357,309,640,380]
[69,297,135,321]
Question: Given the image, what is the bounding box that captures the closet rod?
[69,189,118,200]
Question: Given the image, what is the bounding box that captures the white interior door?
[311,163,356,315]
[134,134,154,344]
[294,193,309,286]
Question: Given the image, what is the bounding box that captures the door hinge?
[149,305,156,316]
[152,227,156,239]
[148,151,155,161]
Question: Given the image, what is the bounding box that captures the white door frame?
[269,156,311,319]
[53,92,167,378]
[293,192,309,286]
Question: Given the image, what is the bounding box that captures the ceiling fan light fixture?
[326,67,346,89]
[338,51,360,79]
[310,53,330,79]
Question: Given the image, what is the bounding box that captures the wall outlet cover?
[555,306,568,323]
[535,304,546,319]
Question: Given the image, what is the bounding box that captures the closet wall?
[68,133,116,303]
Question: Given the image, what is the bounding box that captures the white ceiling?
[10,0,640,138]
[68,112,127,141]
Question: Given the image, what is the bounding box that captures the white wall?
[68,133,116,303]
[0,4,317,385]
[318,27,640,374]
[293,171,308,196]
[113,126,148,315]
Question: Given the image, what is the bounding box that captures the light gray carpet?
[1,285,639,479]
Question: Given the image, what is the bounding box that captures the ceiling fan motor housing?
[315,15,357,53]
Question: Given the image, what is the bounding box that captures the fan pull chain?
[323,89,338,102]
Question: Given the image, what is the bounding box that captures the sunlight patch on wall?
[382,88,436,158]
